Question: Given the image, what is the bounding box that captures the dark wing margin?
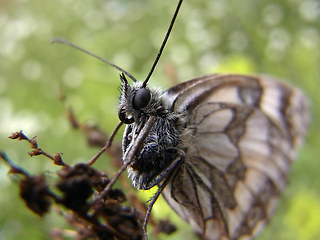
[161,74,309,240]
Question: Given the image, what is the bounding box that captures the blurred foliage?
[0,0,319,239]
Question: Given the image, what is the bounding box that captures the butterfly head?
[118,73,162,124]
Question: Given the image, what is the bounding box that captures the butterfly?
[120,72,309,240]
[54,0,309,239]
[116,3,309,240]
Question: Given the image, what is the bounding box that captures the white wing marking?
[259,81,285,129]
[244,168,268,194]
[234,181,254,215]
[206,86,242,104]
[198,133,238,172]
[197,108,234,132]
[242,109,269,143]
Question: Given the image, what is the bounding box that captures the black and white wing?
[162,74,309,240]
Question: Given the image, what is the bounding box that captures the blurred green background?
[0,0,319,239]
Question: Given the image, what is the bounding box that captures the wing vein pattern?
[162,74,308,240]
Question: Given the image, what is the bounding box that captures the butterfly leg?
[143,156,183,239]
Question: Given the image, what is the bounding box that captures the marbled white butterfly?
[55,0,309,239]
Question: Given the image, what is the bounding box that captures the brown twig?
[9,131,66,166]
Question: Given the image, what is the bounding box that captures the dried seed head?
[30,136,38,149]
[53,153,65,166]
[9,130,29,141]
[28,149,42,157]
[19,175,52,216]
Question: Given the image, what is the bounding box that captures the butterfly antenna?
[142,0,183,87]
[51,38,137,82]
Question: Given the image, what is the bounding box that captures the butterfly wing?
[161,74,309,239]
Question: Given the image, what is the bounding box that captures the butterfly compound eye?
[133,88,151,110]
[118,106,134,124]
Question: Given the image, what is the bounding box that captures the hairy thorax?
[123,114,183,190]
